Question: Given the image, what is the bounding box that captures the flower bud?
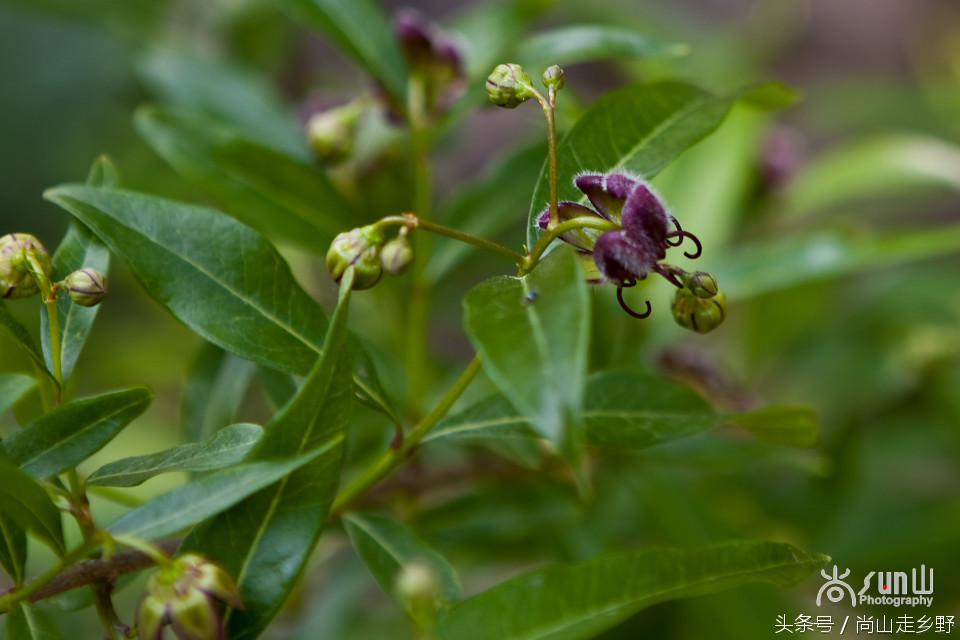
[326,225,384,290]
[683,271,719,299]
[0,233,51,299]
[306,102,363,164]
[672,287,727,334]
[396,561,441,629]
[137,553,241,640]
[381,234,414,275]
[542,64,565,89]
[486,63,535,108]
[62,268,108,307]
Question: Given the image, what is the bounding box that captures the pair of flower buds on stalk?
[327,223,414,289]
[0,233,107,306]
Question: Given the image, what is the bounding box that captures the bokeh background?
[1,0,959,637]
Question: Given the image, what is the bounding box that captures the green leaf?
[728,406,819,448]
[0,373,36,417]
[88,423,263,487]
[287,0,408,100]
[2,388,151,479]
[428,371,722,449]
[716,224,960,300]
[183,269,354,639]
[0,515,27,585]
[107,447,331,539]
[428,141,545,284]
[778,134,960,220]
[40,220,110,381]
[463,248,589,447]
[0,458,63,554]
[181,342,256,443]
[527,82,742,246]
[135,107,357,252]
[344,512,462,612]
[4,602,63,639]
[137,48,304,157]
[257,365,298,410]
[516,25,687,71]
[43,185,393,418]
[435,542,828,640]
[0,302,51,382]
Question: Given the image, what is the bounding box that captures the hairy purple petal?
[574,172,638,222]
[538,201,607,251]
[621,184,669,258]
[592,231,657,282]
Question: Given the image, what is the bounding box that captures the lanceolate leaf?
[0,302,53,383]
[0,373,36,417]
[107,448,331,539]
[135,107,358,252]
[183,269,355,639]
[517,25,687,71]
[344,512,462,611]
[40,221,110,382]
[427,371,820,451]
[4,602,64,639]
[0,515,27,585]
[463,248,589,447]
[181,342,256,443]
[527,82,742,246]
[3,388,152,479]
[435,542,828,640]
[89,423,263,487]
[43,185,393,418]
[0,458,63,554]
[286,0,408,101]
[716,224,960,300]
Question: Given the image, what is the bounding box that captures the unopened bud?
[63,268,108,307]
[396,561,441,629]
[684,271,719,299]
[380,234,413,275]
[0,233,51,299]
[486,63,535,108]
[326,225,384,290]
[542,64,565,89]
[306,102,363,164]
[672,287,727,334]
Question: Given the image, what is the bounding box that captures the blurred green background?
[1,0,959,637]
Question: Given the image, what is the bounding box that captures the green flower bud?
[485,63,535,108]
[0,233,51,299]
[542,64,565,89]
[380,234,414,275]
[326,225,384,290]
[683,271,719,299]
[396,561,441,629]
[306,102,363,164]
[137,553,241,640]
[62,268,108,307]
[672,287,727,334]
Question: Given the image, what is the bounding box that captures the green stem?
[24,253,62,401]
[376,215,524,264]
[544,86,560,229]
[110,534,174,568]
[405,74,435,415]
[522,216,619,274]
[331,356,482,515]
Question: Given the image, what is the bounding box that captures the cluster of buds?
[1,233,107,306]
[537,173,727,332]
[326,222,413,290]
[137,553,242,640]
[486,63,564,109]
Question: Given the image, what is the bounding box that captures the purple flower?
[538,172,705,319]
